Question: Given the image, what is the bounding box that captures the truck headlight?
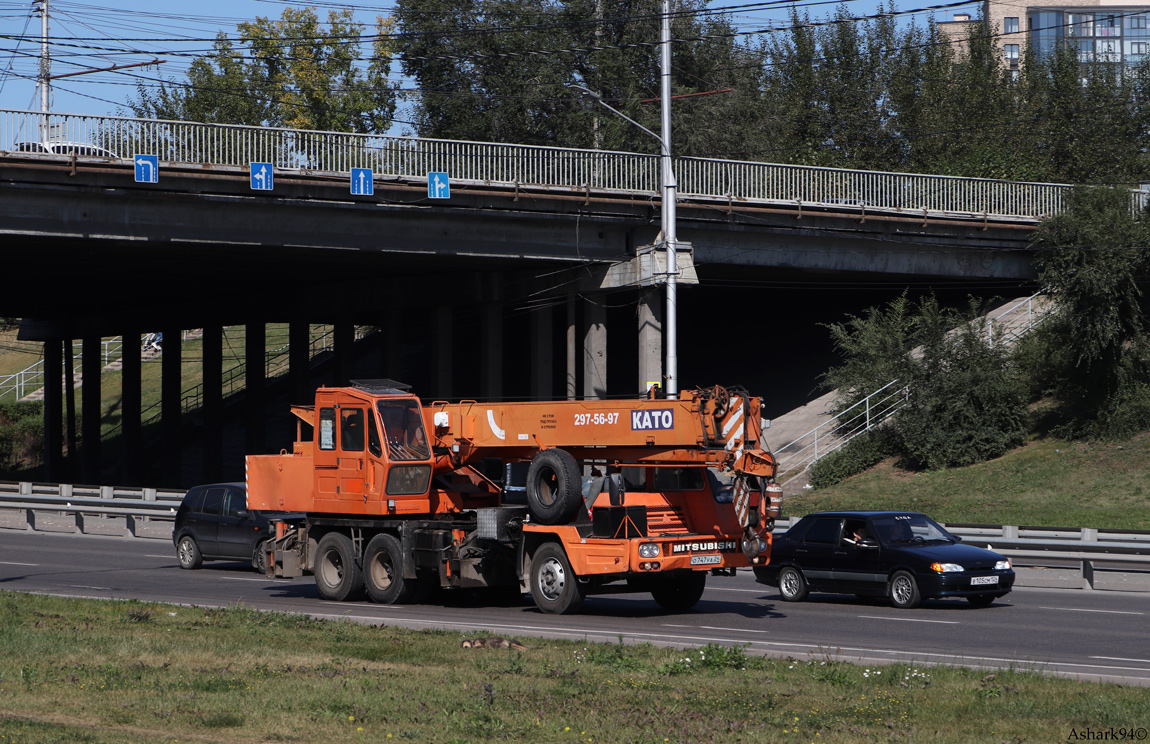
[638,543,660,558]
[995,560,1012,571]
[930,562,964,573]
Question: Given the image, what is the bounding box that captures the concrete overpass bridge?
[0,109,1075,487]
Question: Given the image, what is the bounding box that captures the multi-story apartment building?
[941,1,1150,71]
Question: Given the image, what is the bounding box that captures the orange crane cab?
[246,380,781,614]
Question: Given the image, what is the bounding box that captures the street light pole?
[658,0,678,400]
[567,1,680,399]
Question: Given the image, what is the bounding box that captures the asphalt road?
[3,530,1149,686]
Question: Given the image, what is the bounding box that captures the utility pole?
[37,0,50,140]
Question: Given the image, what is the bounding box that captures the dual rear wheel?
[314,532,432,604]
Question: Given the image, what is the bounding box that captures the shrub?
[0,400,44,473]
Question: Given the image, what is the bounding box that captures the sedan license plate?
[690,554,722,566]
[970,575,999,586]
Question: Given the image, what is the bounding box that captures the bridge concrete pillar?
[161,327,182,486]
[81,333,103,484]
[120,328,141,485]
[333,320,354,386]
[202,325,223,482]
[245,322,266,455]
[637,288,663,396]
[583,295,607,400]
[530,304,553,399]
[436,306,453,398]
[289,321,310,405]
[480,278,502,400]
[566,295,577,400]
[42,338,63,482]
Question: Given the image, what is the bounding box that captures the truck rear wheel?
[530,543,584,614]
[315,532,364,602]
[650,572,707,612]
[526,448,582,525]
[364,533,423,604]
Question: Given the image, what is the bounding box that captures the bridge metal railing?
[0,108,1076,222]
[773,294,1054,482]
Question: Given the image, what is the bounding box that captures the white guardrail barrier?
[0,107,1082,222]
[0,481,1147,590]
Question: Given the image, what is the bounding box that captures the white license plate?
[970,575,999,586]
[690,555,722,566]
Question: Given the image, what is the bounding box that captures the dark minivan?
[173,483,279,572]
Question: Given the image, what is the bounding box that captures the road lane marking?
[1040,607,1144,615]
[146,554,175,559]
[665,624,770,633]
[0,561,39,566]
[857,615,959,624]
[218,576,295,583]
[1090,656,1150,664]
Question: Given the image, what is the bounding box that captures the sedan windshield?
[870,514,955,545]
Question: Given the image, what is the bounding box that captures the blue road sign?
[134,154,158,183]
[428,171,450,199]
[350,167,374,196]
[250,162,274,191]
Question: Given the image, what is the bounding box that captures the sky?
[0,0,982,127]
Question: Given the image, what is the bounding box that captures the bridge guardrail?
[0,482,1145,589]
[0,108,1077,222]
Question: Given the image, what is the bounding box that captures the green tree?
[129,7,398,133]
[1029,186,1150,436]
[393,0,765,154]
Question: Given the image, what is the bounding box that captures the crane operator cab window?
[341,408,365,452]
[377,399,432,496]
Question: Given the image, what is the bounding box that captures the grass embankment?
[788,434,1150,530]
[1,593,1146,744]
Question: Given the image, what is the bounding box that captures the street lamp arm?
[566,84,669,158]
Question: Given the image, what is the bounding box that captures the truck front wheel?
[530,543,585,614]
[364,533,423,604]
[650,572,707,612]
[315,532,364,602]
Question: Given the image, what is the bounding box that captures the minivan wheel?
[177,535,202,570]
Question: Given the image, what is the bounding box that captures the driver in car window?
[843,523,869,546]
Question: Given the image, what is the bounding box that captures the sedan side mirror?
[236,509,249,519]
[952,535,963,543]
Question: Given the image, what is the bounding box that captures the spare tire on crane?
[525,448,582,524]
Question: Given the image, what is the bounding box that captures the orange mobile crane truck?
[246,380,781,614]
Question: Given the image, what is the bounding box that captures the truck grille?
[645,506,689,534]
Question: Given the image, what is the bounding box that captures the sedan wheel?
[888,570,921,609]
[778,566,808,602]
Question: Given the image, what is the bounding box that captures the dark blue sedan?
[754,511,1015,608]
